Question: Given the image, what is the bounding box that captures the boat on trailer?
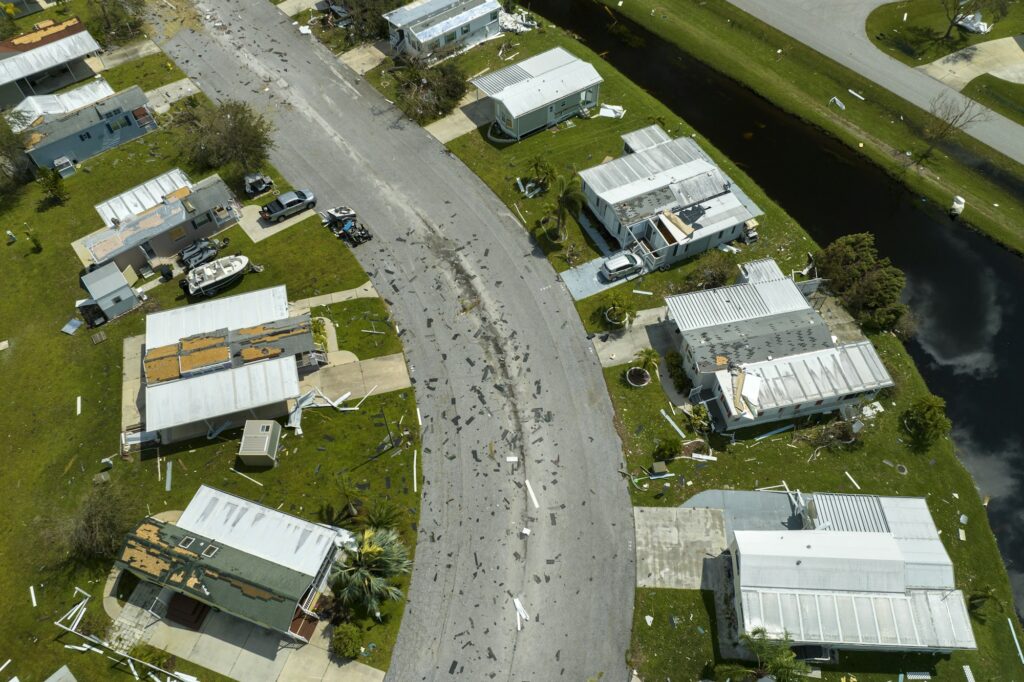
[180,254,249,297]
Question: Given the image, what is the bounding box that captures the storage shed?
[79,262,139,323]
[471,48,602,140]
[238,419,282,467]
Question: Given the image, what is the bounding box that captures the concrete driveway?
[239,204,319,244]
[633,507,727,589]
[920,36,1024,90]
[724,0,1024,165]
[560,255,649,300]
[424,92,493,143]
[163,3,634,680]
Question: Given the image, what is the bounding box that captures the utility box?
[238,420,281,467]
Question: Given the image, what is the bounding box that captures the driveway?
[724,0,1024,165]
[239,204,319,243]
[919,36,1024,90]
[162,4,634,681]
[560,255,648,300]
[633,507,726,589]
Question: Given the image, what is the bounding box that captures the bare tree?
[918,92,988,162]
[938,0,1008,39]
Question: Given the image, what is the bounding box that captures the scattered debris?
[847,88,866,101]
[956,12,991,33]
[644,615,653,626]
[660,409,686,439]
[512,597,530,623]
[412,449,418,494]
[1008,617,1024,664]
[754,423,794,441]
[958,528,967,541]
[61,318,83,335]
[521,527,531,536]
[506,456,518,462]
[76,396,82,416]
[632,289,653,296]
[498,9,537,34]
[598,103,625,119]
[844,470,861,490]
[298,25,311,35]
[861,401,885,419]
[231,467,263,486]
[165,461,172,492]
[525,479,539,509]
[959,514,968,524]
[30,585,36,607]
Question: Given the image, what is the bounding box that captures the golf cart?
[244,172,275,199]
[321,206,372,246]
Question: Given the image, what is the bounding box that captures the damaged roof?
[0,18,100,87]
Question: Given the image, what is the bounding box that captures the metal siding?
[145,286,290,348]
[9,78,114,131]
[621,124,672,152]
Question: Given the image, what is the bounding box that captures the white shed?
[238,419,282,467]
[80,262,139,323]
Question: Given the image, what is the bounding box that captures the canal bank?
[541,0,1024,615]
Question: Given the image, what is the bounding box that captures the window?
[461,25,469,34]
[78,132,91,141]
[112,296,122,305]
[179,536,196,549]
[490,11,498,20]
[260,424,271,433]
[169,225,187,241]
[103,107,124,119]
[202,545,219,558]
[192,213,211,229]
[445,31,456,43]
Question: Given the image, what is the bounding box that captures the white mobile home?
[732,493,976,654]
[579,124,762,269]
[384,0,500,60]
[471,47,602,140]
[665,259,893,432]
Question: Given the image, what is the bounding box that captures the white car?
[600,252,643,282]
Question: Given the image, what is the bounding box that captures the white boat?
[182,255,249,296]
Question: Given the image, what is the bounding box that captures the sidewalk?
[290,281,379,313]
[146,77,200,114]
[86,39,162,72]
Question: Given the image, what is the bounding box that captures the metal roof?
[738,258,787,284]
[716,340,894,414]
[471,48,602,118]
[0,24,100,87]
[621,124,672,152]
[735,530,907,593]
[177,485,348,578]
[145,285,290,349]
[81,262,130,300]
[145,355,300,432]
[580,136,709,197]
[8,78,113,132]
[25,86,149,150]
[83,175,234,264]
[94,168,193,227]
[384,0,491,29]
[740,587,976,650]
[408,0,499,42]
[666,277,810,333]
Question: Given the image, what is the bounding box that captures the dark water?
[543,0,1024,611]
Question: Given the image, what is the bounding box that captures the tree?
[330,528,412,616]
[330,623,363,659]
[938,0,1008,39]
[653,437,681,462]
[814,233,909,332]
[0,115,33,194]
[919,92,988,162]
[0,3,18,41]
[551,174,586,242]
[392,59,467,124]
[686,249,733,290]
[634,348,661,375]
[182,99,275,172]
[902,395,951,451]
[603,292,638,327]
[54,487,132,562]
[717,627,810,682]
[38,168,69,205]
[527,155,554,191]
[361,501,402,530]
[86,0,145,43]
[689,403,710,437]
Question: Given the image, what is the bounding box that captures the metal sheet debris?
[525,479,539,509]
[844,470,860,490]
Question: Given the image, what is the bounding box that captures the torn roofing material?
[0,18,100,88]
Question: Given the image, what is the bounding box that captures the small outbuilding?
[79,262,140,324]
[238,419,282,467]
[471,47,602,140]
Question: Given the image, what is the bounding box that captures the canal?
[543,0,1024,612]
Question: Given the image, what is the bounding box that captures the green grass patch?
[596,0,1024,254]
[101,51,188,92]
[312,298,403,360]
[0,114,412,678]
[294,8,353,53]
[962,72,1024,127]
[605,333,1024,679]
[866,0,1024,65]
[629,589,717,681]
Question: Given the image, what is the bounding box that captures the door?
[140,241,157,260]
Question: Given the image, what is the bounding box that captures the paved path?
[291,281,378,312]
[145,77,200,114]
[724,0,1024,165]
[88,39,162,72]
[162,4,634,681]
[919,36,1024,90]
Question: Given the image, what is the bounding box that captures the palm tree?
[527,155,554,191]
[716,628,810,682]
[552,174,586,243]
[330,528,412,617]
[634,348,661,376]
[604,292,638,327]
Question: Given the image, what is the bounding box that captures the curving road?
[161,2,634,680]
[725,0,1024,165]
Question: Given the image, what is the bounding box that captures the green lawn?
[100,52,188,92]
[312,298,404,361]
[866,0,1024,65]
[594,0,1024,255]
[630,589,717,680]
[607,333,1024,680]
[962,72,1024,127]
[0,113,416,678]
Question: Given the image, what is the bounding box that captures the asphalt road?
[725,0,1024,166]
[161,3,635,680]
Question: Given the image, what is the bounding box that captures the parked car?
[260,190,316,222]
[600,252,643,282]
[179,239,218,270]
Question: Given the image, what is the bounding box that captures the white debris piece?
[598,104,626,119]
[644,615,653,626]
[956,12,991,33]
[513,597,530,622]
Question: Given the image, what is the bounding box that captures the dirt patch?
[145,0,203,42]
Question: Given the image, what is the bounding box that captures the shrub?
[665,351,690,394]
[815,233,909,333]
[653,438,681,462]
[902,395,951,451]
[331,623,363,659]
